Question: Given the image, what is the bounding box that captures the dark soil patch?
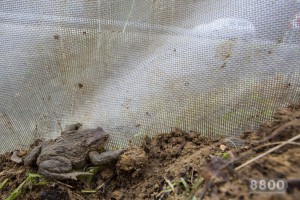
[1,104,300,200]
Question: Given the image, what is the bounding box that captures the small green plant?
[217,152,230,159]
[157,176,205,200]
[27,173,47,186]
[187,176,204,199]
[6,179,26,200]
[78,166,101,183]
[0,178,9,190]
[79,166,103,193]
[215,150,231,159]
[180,177,190,193]
[6,173,47,200]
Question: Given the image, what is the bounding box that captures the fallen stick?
[254,141,300,149]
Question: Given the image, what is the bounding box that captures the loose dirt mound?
[1,104,300,200]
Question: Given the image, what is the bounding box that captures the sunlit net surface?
[0,0,300,153]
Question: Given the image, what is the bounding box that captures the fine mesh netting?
[1,0,300,153]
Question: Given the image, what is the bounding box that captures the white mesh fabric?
[0,0,299,152]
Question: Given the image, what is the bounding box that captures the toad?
[24,123,124,180]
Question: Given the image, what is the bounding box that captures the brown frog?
[24,123,124,180]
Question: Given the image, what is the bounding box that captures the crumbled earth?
[1,104,300,200]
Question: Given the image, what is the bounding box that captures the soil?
[1,103,300,200]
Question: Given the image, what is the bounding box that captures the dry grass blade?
[156,178,177,200]
[0,169,25,177]
[73,192,85,200]
[55,181,74,189]
[0,178,9,190]
[81,189,96,193]
[96,182,105,190]
[164,177,175,192]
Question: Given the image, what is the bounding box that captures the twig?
[73,192,85,200]
[254,141,300,149]
[55,181,74,189]
[235,133,300,171]
[0,169,25,177]
[191,168,194,183]
[81,189,96,193]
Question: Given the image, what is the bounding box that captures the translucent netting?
[0,0,300,152]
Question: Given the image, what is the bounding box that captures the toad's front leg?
[23,144,42,166]
[89,149,125,166]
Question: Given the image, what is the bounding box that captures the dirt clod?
[40,189,68,200]
[116,147,147,174]
[100,168,114,180]
[111,190,123,200]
